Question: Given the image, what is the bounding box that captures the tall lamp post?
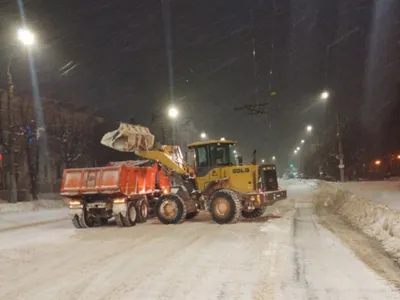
[319,90,345,182]
[322,32,360,182]
[6,28,35,203]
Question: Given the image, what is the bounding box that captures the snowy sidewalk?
[330,181,400,211]
[0,208,68,232]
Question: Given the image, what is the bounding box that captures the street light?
[200,132,207,139]
[375,160,381,166]
[167,106,179,146]
[296,147,300,151]
[261,159,265,163]
[233,150,237,154]
[220,137,226,141]
[320,90,330,101]
[306,125,313,132]
[301,140,305,144]
[168,106,178,119]
[17,28,35,46]
[272,156,276,161]
[294,150,298,154]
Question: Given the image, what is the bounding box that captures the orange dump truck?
[61,160,171,228]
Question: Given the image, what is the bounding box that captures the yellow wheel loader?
[101,123,287,224]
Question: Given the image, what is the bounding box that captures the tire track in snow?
[292,207,318,300]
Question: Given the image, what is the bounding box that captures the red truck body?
[61,160,171,197]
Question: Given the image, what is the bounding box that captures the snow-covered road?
[0,181,400,300]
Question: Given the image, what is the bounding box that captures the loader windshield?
[194,142,236,171]
[209,143,236,166]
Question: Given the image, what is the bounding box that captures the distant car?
[322,175,336,182]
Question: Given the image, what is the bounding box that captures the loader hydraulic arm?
[135,149,192,176]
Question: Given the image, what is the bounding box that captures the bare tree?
[47,110,98,169]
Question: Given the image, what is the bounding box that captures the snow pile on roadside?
[329,181,400,211]
[0,199,67,214]
[315,181,400,262]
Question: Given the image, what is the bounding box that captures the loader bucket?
[100,123,155,152]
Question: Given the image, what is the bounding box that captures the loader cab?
[188,140,237,177]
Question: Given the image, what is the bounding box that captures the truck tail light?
[113,198,126,204]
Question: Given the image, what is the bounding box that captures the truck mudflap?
[112,199,128,216]
[245,189,287,207]
[68,200,84,218]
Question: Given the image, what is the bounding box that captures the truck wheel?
[115,213,125,227]
[185,211,199,220]
[100,218,109,225]
[116,202,137,227]
[135,199,148,223]
[72,215,82,228]
[79,208,95,228]
[241,207,266,219]
[156,194,187,224]
[210,189,242,224]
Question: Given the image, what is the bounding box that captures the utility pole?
[6,59,18,203]
[336,112,345,182]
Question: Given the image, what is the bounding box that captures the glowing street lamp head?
[200,132,207,139]
[294,150,298,154]
[320,90,330,100]
[168,106,178,119]
[261,159,265,163]
[296,147,300,151]
[17,28,35,46]
[301,140,305,144]
[306,125,313,132]
[272,156,276,161]
[374,160,381,166]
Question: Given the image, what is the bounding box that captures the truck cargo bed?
[61,165,159,196]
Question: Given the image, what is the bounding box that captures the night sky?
[1,0,400,167]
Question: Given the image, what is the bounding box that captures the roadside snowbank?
[315,181,400,263]
[329,181,400,211]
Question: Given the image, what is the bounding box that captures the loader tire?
[116,202,137,227]
[72,215,82,229]
[185,211,199,220]
[79,208,94,228]
[210,189,242,224]
[156,194,187,225]
[135,199,148,223]
[241,207,266,219]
